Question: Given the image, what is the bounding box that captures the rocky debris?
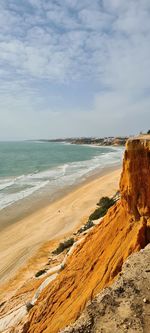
[60,244,150,333]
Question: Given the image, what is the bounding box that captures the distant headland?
[38,136,128,146]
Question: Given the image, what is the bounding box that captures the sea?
[0,141,124,212]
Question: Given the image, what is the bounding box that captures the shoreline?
[0,163,121,232]
[0,166,121,285]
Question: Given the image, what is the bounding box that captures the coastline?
[0,163,121,232]
[0,166,121,286]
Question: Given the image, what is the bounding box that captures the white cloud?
[0,0,150,139]
[78,9,112,30]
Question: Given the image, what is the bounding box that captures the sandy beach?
[0,167,121,286]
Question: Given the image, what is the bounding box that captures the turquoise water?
[0,141,123,210]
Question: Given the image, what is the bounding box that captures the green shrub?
[52,238,74,255]
[97,196,115,207]
[35,269,47,277]
[77,220,94,234]
[89,196,116,221]
[89,207,106,221]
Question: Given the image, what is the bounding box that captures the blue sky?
[0,0,150,139]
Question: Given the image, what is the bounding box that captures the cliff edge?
[22,137,150,333]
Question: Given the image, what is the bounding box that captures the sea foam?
[0,146,123,211]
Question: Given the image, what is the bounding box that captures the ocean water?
[0,141,124,211]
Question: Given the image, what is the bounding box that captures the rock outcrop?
[22,137,150,333]
[120,137,150,220]
[61,244,150,333]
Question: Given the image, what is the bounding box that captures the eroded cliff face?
[61,243,150,333]
[24,137,150,333]
[120,138,150,220]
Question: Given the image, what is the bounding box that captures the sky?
[0,0,150,140]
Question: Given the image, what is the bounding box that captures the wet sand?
[0,167,121,285]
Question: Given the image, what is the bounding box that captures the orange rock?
[120,137,150,219]
[24,137,150,333]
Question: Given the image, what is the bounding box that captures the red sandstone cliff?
[23,137,150,333]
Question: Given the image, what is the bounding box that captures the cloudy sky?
[0,0,150,140]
